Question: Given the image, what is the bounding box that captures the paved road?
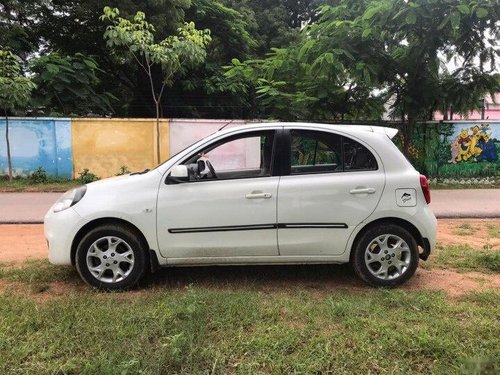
[430,189,500,218]
[0,189,499,223]
[0,192,62,223]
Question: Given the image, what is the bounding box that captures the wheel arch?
[350,217,425,261]
[70,217,152,267]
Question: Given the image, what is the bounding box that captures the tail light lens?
[420,175,431,204]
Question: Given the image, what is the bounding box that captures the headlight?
[53,186,87,213]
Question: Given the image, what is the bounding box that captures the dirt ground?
[0,220,499,297]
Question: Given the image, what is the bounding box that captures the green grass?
[0,260,76,284]
[454,223,478,236]
[486,224,500,239]
[429,244,500,273]
[0,178,80,192]
[0,285,499,374]
[1,261,500,373]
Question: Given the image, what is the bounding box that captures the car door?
[277,128,385,256]
[156,129,280,260]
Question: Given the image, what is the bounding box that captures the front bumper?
[44,207,82,265]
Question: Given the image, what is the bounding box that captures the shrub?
[116,165,130,176]
[78,169,99,184]
[30,167,48,183]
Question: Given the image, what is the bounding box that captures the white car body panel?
[44,122,437,271]
[156,177,280,258]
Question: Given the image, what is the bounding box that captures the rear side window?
[343,137,378,171]
[290,130,377,175]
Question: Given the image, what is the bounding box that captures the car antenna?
[218,119,234,131]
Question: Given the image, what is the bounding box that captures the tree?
[30,53,116,116]
[101,7,211,162]
[301,0,500,155]
[0,50,35,180]
[0,1,44,60]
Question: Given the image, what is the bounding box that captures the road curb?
[0,221,44,224]
[435,214,500,219]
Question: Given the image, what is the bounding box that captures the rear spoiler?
[371,126,398,139]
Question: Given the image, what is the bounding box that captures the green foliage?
[0,49,36,180]
[29,167,48,184]
[225,46,385,121]
[437,161,500,178]
[101,7,211,89]
[116,165,130,176]
[0,50,35,113]
[30,53,116,116]
[77,168,99,184]
[101,6,211,161]
[0,1,43,59]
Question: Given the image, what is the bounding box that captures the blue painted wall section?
[0,118,73,178]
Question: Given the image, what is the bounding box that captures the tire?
[75,224,148,291]
[352,224,419,287]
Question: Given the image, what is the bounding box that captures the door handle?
[245,192,272,199]
[349,187,376,194]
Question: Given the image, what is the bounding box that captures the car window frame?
[282,128,379,176]
[167,129,281,184]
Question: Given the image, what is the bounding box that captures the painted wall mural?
[448,123,498,164]
[0,118,498,179]
[410,121,500,179]
[0,118,73,178]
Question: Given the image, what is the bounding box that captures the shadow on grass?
[141,263,363,291]
[1,259,364,292]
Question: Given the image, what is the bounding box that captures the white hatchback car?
[45,123,437,290]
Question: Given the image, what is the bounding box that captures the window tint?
[290,130,342,174]
[184,131,275,180]
[343,137,377,171]
[289,130,377,174]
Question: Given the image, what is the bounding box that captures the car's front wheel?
[352,224,419,287]
[75,224,148,290]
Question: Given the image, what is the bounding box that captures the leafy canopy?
[0,50,35,113]
[101,6,211,88]
[30,53,116,116]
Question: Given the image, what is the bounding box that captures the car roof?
[216,122,398,139]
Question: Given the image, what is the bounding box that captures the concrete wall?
[169,119,247,155]
[0,118,72,178]
[4,117,496,180]
[72,118,169,178]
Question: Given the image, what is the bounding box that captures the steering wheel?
[205,159,217,179]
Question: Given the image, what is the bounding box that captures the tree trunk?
[155,103,161,164]
[5,112,13,181]
[404,114,416,159]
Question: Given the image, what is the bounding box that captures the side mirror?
[166,165,189,184]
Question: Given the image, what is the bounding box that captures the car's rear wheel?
[75,224,148,290]
[352,224,419,287]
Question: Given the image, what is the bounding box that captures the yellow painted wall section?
[72,118,169,178]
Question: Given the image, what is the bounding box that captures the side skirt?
[164,255,351,267]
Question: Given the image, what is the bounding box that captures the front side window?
[183,131,275,181]
[289,130,377,175]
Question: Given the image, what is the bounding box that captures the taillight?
[420,175,431,204]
